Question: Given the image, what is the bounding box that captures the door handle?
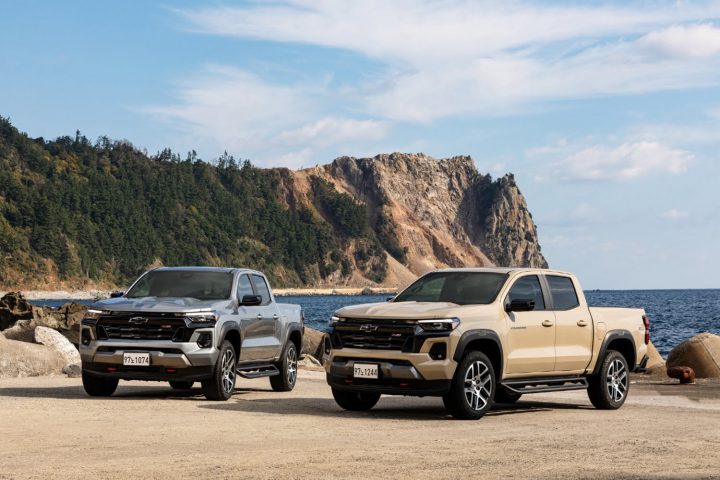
[257,314,263,319]
[577,320,588,327]
[542,320,554,327]
[272,314,279,319]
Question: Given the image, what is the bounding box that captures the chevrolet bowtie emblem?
[129,317,148,324]
[359,324,378,332]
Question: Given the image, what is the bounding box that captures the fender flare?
[285,323,304,350]
[453,329,504,377]
[218,320,241,348]
[592,329,636,375]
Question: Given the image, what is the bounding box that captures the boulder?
[34,326,81,368]
[645,341,665,370]
[666,333,720,378]
[63,363,82,378]
[0,291,33,330]
[2,319,38,343]
[0,334,66,377]
[667,366,696,384]
[302,327,330,362]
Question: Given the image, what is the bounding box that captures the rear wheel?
[270,341,298,392]
[332,388,381,411]
[201,340,236,401]
[169,381,193,390]
[587,350,629,409]
[82,370,119,397]
[443,351,496,420]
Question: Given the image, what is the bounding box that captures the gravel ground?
[1,370,719,480]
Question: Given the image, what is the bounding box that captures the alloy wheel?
[464,360,492,411]
[286,346,297,386]
[605,358,627,402]
[221,348,236,395]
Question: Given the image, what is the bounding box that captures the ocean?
[30,289,720,356]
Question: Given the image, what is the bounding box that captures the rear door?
[503,274,556,374]
[545,275,593,372]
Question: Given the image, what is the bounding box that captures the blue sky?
[2,1,720,289]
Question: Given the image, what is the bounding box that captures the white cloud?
[662,209,689,220]
[638,23,720,59]
[276,117,389,148]
[535,140,693,181]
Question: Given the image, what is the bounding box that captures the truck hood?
[335,301,470,320]
[92,297,232,313]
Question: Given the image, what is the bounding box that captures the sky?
[2,0,720,289]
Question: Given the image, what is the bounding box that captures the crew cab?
[79,267,303,400]
[325,268,649,419]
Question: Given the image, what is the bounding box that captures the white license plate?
[353,363,379,379]
[123,352,150,366]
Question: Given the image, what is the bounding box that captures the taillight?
[642,315,650,345]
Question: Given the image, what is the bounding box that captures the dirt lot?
[1,370,719,480]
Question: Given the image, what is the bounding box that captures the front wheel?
[443,351,496,420]
[270,342,298,392]
[587,350,629,409]
[82,370,119,397]
[332,388,381,411]
[201,340,237,401]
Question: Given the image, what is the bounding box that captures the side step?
[502,376,588,394]
[236,364,279,379]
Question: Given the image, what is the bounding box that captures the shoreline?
[1,287,399,301]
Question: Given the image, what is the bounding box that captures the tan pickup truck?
[325,268,650,419]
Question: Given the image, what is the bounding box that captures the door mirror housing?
[240,294,262,306]
[109,291,124,298]
[505,298,535,312]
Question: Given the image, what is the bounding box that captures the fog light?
[81,327,92,346]
[197,332,213,349]
[429,342,447,360]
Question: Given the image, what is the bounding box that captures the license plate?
[123,352,150,366]
[353,363,379,379]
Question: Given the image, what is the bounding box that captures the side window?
[251,275,271,306]
[506,275,545,310]
[236,274,254,301]
[547,275,580,310]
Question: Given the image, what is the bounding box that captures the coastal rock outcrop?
[645,341,665,371]
[302,327,329,362]
[0,334,66,377]
[666,333,720,378]
[0,292,33,330]
[34,326,81,370]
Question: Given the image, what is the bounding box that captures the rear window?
[394,272,507,305]
[547,275,580,310]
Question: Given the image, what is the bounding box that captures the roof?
[434,267,573,276]
[153,266,254,274]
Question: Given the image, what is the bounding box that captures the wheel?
[169,381,194,390]
[443,351,496,420]
[587,350,630,410]
[331,388,381,411]
[201,340,236,401]
[270,341,298,392]
[82,370,119,397]
[494,385,522,404]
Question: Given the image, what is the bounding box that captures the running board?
[502,376,588,394]
[236,365,279,379]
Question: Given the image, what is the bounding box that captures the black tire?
[494,385,522,404]
[443,351,496,420]
[331,388,381,411]
[82,369,119,397]
[270,341,298,392]
[587,350,630,410]
[201,340,236,401]
[169,381,194,390]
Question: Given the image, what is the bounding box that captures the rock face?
[667,333,720,378]
[34,326,81,368]
[302,327,329,362]
[0,334,66,377]
[0,292,33,330]
[296,153,547,285]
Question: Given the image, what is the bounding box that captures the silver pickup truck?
[79,267,303,400]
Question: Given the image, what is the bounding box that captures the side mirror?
[386,296,395,302]
[110,291,124,298]
[505,298,535,312]
[240,294,262,306]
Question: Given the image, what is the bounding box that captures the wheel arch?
[287,324,302,353]
[453,329,504,381]
[592,330,636,374]
[219,321,241,357]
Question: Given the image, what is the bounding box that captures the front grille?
[333,319,416,351]
[97,313,186,341]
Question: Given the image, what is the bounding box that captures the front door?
[546,275,593,372]
[247,274,282,360]
[504,274,556,374]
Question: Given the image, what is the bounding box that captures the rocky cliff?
[291,153,547,286]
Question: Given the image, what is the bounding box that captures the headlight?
[417,318,461,332]
[84,309,107,320]
[330,315,344,326]
[181,311,218,323]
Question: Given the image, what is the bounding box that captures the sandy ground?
[1,371,719,480]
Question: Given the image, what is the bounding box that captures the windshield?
[394,272,507,305]
[126,270,234,300]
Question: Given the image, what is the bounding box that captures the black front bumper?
[82,362,214,382]
[327,374,450,396]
